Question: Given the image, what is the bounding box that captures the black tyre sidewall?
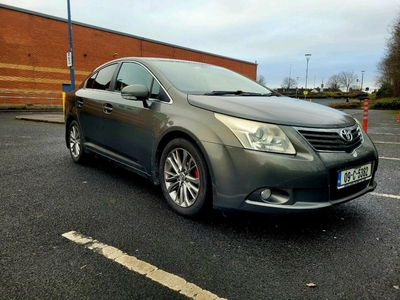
[159,138,210,216]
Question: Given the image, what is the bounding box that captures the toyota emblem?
[339,129,353,142]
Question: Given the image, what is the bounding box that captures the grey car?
[64,57,378,216]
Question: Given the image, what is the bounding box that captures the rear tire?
[159,138,210,216]
[68,120,87,164]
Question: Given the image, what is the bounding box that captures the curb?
[15,114,64,124]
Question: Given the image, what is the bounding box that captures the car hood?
[187,95,355,128]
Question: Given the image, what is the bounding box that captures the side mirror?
[121,84,149,101]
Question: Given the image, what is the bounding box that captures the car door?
[102,62,162,175]
[76,63,118,152]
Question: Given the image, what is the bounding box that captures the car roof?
[107,57,212,66]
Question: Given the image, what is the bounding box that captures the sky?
[1,0,399,90]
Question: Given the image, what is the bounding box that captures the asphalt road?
[1,110,399,300]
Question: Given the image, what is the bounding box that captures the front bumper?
[201,132,378,213]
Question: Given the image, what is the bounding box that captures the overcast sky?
[2,0,399,90]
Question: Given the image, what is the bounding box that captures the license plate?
[337,162,372,189]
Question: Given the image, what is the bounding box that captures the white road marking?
[371,192,400,200]
[62,231,227,300]
[370,133,400,136]
[374,141,400,145]
[379,157,400,161]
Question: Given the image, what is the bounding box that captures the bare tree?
[257,75,267,86]
[338,71,358,92]
[281,77,297,89]
[326,74,342,91]
[377,12,400,96]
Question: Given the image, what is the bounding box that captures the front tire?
[159,138,210,216]
[68,120,87,164]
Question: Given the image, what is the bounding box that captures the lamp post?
[288,64,292,91]
[360,71,365,91]
[67,0,75,90]
[304,54,311,100]
[296,77,299,98]
[305,54,311,89]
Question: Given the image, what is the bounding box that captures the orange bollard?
[397,110,400,122]
[362,99,368,132]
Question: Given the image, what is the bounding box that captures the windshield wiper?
[204,90,244,95]
[257,91,282,97]
[204,91,269,96]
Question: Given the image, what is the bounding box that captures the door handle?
[76,97,83,108]
[103,103,113,114]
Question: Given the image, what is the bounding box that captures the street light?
[67,0,75,90]
[288,64,292,91]
[304,54,311,101]
[361,71,365,91]
[296,77,299,98]
[305,54,311,90]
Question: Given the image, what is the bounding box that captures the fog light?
[260,189,272,200]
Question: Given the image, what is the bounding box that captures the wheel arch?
[152,130,214,191]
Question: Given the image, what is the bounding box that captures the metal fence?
[0,90,63,107]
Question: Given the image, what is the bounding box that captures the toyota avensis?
[64,57,378,217]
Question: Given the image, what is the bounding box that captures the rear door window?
[86,64,117,90]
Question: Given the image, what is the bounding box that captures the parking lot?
[0,109,399,299]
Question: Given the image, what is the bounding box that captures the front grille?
[295,124,363,153]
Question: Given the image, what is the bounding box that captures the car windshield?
[151,60,272,95]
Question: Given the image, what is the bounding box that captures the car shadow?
[198,202,371,244]
[75,155,369,241]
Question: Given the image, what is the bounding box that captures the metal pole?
[305,54,311,100]
[67,0,75,90]
[360,71,365,91]
[288,64,292,90]
[305,54,311,89]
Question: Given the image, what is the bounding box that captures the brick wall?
[0,5,257,107]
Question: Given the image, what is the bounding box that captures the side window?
[86,73,96,89]
[115,63,153,93]
[91,64,117,91]
[150,80,161,99]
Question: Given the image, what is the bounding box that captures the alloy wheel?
[163,148,200,208]
[69,123,82,159]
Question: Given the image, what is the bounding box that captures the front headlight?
[215,113,296,155]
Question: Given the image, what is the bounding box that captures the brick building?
[0,4,257,107]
